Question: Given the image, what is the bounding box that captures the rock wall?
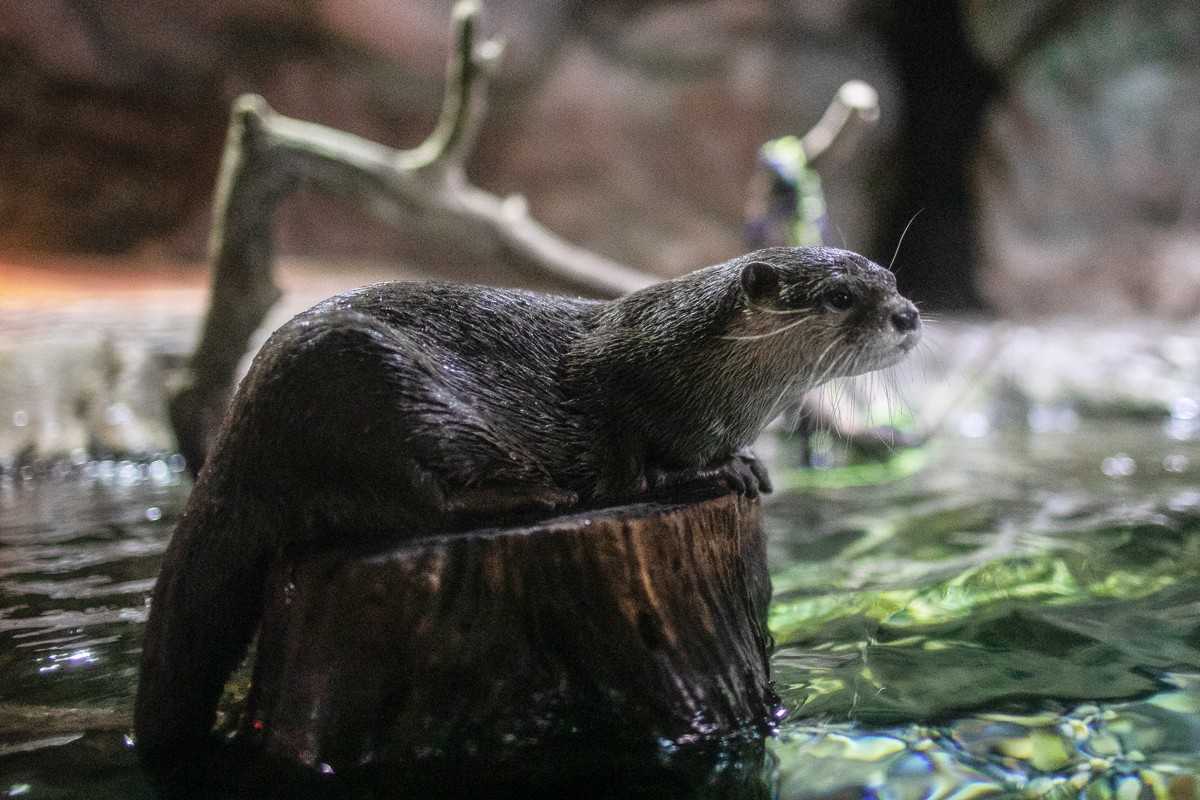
[0,0,900,282]
[8,1,1196,315]
[966,0,1200,317]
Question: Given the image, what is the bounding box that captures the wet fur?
[135,246,917,764]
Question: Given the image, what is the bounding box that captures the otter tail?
[134,305,493,768]
[133,308,432,767]
[134,486,271,767]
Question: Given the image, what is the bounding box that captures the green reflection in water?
[1,420,1199,799]
[773,447,932,491]
[764,421,1200,798]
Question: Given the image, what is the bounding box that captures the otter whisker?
[720,314,814,341]
[822,347,861,437]
[850,368,872,407]
[910,339,935,402]
[914,334,945,358]
[783,331,848,409]
[889,364,915,412]
[817,345,853,389]
[807,334,850,391]
[810,334,847,379]
[812,353,853,432]
[845,348,876,435]
[827,384,845,443]
[885,370,901,424]
[765,332,845,425]
[841,345,871,388]
[776,334,851,439]
[828,380,854,444]
[879,373,900,452]
[745,302,816,317]
[874,369,885,411]
[889,208,924,271]
[868,369,885,423]
[831,343,861,383]
[766,371,806,425]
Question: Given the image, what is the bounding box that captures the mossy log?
[241,489,775,782]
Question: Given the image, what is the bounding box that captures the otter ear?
[740,261,780,303]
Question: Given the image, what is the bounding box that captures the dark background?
[1,0,1197,315]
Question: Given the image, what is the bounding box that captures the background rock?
[966,0,1200,317]
[4,1,1198,316]
[0,0,901,283]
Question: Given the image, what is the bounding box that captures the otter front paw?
[717,449,773,498]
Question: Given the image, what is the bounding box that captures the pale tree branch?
[801,80,880,168]
[170,0,654,473]
[170,0,878,473]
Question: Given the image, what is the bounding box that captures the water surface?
[2,417,1199,798]
[765,420,1200,797]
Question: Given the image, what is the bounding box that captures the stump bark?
[241,489,775,782]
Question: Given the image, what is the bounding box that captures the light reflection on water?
[0,463,185,739]
[0,417,1198,798]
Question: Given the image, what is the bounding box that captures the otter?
[135,246,920,763]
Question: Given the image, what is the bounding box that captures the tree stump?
[240,487,776,785]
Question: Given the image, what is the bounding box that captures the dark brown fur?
[135,246,919,764]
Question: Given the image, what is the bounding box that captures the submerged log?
[241,487,775,784]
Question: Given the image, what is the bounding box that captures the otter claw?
[726,463,756,497]
[738,450,773,495]
[724,449,772,497]
[645,453,772,499]
[716,451,771,498]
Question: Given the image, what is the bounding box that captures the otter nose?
[890,304,920,333]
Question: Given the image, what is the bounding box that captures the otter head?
[729,246,921,386]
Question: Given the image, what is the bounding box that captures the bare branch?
[171,0,880,473]
[397,0,499,172]
[801,80,880,168]
[238,96,657,297]
[171,0,656,473]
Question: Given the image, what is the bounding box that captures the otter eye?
[824,290,855,312]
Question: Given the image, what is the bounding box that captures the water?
[764,422,1200,798]
[2,416,1198,798]
[0,460,188,799]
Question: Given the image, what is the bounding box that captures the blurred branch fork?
[170,0,879,474]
